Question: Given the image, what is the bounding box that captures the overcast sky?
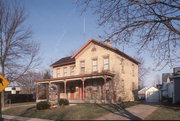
[17,0,175,86]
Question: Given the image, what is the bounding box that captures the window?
[105,82,110,90]
[57,68,60,77]
[70,66,75,75]
[80,61,85,73]
[132,64,135,76]
[93,81,98,91]
[92,59,98,72]
[121,59,125,73]
[12,87,16,90]
[103,57,109,70]
[63,67,68,76]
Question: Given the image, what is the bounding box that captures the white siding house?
[138,87,160,102]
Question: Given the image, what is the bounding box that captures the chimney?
[104,39,111,46]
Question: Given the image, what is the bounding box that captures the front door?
[70,86,75,100]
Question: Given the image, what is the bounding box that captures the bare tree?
[134,56,150,89]
[43,69,52,79]
[153,74,162,86]
[0,0,40,113]
[17,72,42,94]
[77,0,180,70]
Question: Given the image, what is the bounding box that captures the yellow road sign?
[0,74,10,92]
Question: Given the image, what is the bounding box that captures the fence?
[5,94,35,104]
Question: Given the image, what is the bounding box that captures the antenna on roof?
[83,15,86,41]
[122,45,125,52]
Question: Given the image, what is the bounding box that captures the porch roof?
[36,72,114,83]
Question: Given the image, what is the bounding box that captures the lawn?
[3,104,113,120]
[146,104,180,120]
[3,101,140,120]
[5,102,36,107]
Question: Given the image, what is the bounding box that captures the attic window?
[91,47,96,52]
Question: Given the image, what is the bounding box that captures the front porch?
[36,72,114,103]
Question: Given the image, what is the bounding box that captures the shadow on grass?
[18,106,36,117]
[96,103,142,120]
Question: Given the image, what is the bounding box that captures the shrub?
[58,99,69,106]
[36,101,50,110]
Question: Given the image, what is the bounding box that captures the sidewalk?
[3,115,54,121]
[95,104,159,120]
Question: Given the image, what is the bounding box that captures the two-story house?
[36,39,139,103]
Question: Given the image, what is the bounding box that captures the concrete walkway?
[3,115,54,121]
[96,104,159,120]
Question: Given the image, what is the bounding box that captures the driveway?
[96,104,159,120]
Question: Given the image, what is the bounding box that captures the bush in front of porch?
[58,99,69,106]
[36,101,51,110]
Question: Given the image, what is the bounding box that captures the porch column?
[64,80,67,99]
[82,79,85,100]
[36,83,39,101]
[57,83,60,101]
[103,76,107,103]
[46,83,49,101]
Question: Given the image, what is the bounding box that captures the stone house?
[36,39,139,103]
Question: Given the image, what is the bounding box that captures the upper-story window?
[80,61,85,73]
[92,59,98,72]
[70,66,75,75]
[103,57,109,70]
[63,67,68,76]
[132,64,135,76]
[57,68,60,77]
[121,58,125,73]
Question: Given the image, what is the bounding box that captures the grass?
[3,104,112,120]
[146,103,180,120]
[118,101,141,109]
[3,101,140,120]
[5,102,36,107]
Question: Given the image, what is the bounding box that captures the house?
[160,67,180,103]
[138,87,160,102]
[5,86,21,94]
[36,39,139,103]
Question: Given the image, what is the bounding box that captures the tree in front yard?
[0,0,40,113]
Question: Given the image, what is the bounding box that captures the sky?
[16,0,176,86]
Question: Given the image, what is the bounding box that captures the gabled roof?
[51,38,139,68]
[138,87,150,94]
[72,38,139,64]
[138,87,158,94]
[51,56,75,67]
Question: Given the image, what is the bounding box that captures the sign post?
[0,74,10,119]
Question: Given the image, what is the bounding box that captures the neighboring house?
[138,87,149,100]
[160,67,180,103]
[5,86,21,94]
[162,73,173,83]
[36,39,139,103]
[138,87,160,102]
[170,75,180,103]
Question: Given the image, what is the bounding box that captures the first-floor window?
[93,81,98,91]
[105,82,110,90]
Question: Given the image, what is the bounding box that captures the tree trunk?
[0,65,5,118]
